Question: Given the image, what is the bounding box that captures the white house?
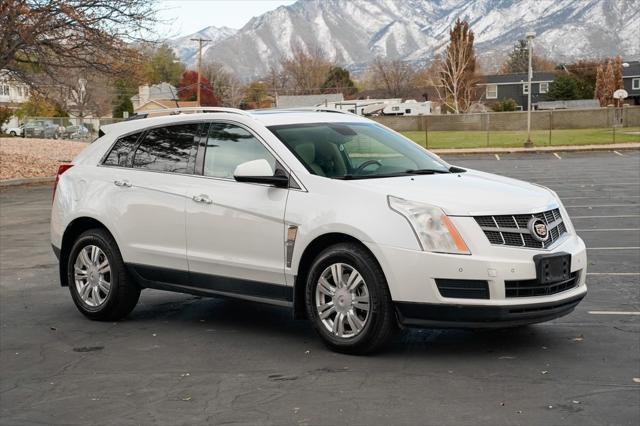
[0,69,30,129]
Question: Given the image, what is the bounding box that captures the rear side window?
[133,124,199,173]
[102,132,142,167]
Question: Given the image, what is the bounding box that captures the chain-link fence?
[373,106,640,149]
[15,116,125,142]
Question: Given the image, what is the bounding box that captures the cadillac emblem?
[528,217,549,242]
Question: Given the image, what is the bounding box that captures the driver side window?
[203,123,276,179]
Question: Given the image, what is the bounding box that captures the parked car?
[4,124,23,136]
[59,124,90,140]
[23,120,58,139]
[51,108,587,354]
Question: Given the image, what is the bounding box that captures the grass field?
[401,127,640,149]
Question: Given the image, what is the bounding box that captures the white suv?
[51,108,587,354]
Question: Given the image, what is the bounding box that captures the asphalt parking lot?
[1,150,639,425]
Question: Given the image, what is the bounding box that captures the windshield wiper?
[404,169,451,175]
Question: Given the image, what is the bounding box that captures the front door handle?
[192,194,213,204]
[113,179,131,188]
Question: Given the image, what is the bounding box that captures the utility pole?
[190,37,211,107]
[524,31,536,148]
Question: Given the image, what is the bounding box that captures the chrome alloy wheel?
[74,245,111,307]
[315,263,370,339]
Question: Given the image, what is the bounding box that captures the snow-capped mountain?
[168,26,237,65]
[169,0,640,78]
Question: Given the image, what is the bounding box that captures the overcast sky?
[157,0,296,38]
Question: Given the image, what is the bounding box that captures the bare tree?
[202,61,245,108]
[280,43,332,94]
[1,0,159,86]
[370,57,416,98]
[434,19,479,113]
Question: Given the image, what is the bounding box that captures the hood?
[349,169,558,216]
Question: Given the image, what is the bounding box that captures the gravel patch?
[0,138,87,180]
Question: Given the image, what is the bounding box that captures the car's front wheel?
[305,243,397,354]
[9,131,16,136]
[67,229,140,321]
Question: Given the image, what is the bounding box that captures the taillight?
[53,164,73,203]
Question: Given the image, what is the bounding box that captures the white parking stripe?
[588,311,640,315]
[587,247,640,250]
[613,151,624,156]
[553,153,562,159]
[587,272,640,276]
[566,204,640,208]
[494,154,500,161]
[561,196,640,200]
[572,215,640,219]
[577,228,640,231]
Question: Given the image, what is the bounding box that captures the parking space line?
[577,228,640,231]
[587,247,640,250]
[494,154,500,161]
[588,311,640,315]
[553,152,562,159]
[572,215,640,219]
[587,272,640,276]
[613,151,624,156]
[566,204,640,208]
[542,182,640,186]
[561,196,640,200]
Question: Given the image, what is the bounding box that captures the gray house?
[478,72,556,110]
[622,61,640,105]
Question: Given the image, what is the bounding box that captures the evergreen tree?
[321,66,357,96]
[112,79,135,118]
[546,75,579,101]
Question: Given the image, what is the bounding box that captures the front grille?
[505,272,579,298]
[474,208,567,249]
[435,279,490,299]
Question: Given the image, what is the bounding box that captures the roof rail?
[127,106,252,120]
[280,106,357,116]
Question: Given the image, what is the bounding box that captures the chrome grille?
[474,208,567,249]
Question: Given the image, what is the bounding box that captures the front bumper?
[395,292,585,328]
[365,226,587,327]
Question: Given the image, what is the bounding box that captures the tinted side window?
[203,123,276,179]
[102,132,142,167]
[133,124,198,173]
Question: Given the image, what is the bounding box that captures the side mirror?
[233,159,289,188]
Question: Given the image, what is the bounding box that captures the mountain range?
[168,0,640,79]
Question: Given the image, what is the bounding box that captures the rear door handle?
[113,179,131,188]
[192,194,213,204]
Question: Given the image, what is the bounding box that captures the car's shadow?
[120,291,563,357]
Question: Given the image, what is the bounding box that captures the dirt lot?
[0,138,87,180]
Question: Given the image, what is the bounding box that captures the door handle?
[113,179,132,188]
[192,194,213,204]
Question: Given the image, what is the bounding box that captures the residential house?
[622,61,640,105]
[478,72,556,110]
[131,83,198,113]
[0,69,30,129]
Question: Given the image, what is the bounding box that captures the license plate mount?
[533,252,571,284]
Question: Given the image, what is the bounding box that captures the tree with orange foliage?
[176,71,220,106]
[595,56,624,106]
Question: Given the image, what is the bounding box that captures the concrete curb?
[0,176,55,187]
[431,142,640,155]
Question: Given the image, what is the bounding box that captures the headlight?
[388,196,470,255]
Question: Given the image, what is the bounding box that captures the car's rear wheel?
[305,243,396,354]
[67,229,140,321]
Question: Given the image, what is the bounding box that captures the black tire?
[9,131,16,136]
[305,242,397,354]
[67,228,140,321]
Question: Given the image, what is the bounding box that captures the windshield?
[268,122,449,179]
